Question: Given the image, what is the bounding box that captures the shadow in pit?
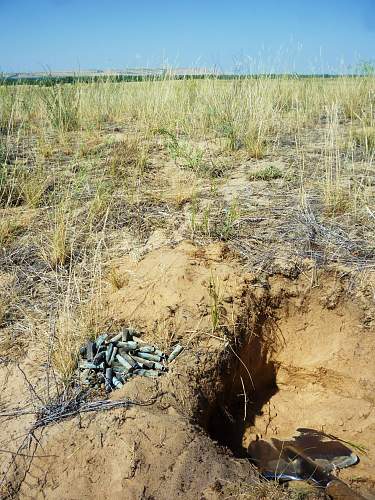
[207,310,280,458]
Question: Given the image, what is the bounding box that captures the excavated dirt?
[1,241,375,499]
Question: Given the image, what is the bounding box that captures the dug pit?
[206,272,375,497]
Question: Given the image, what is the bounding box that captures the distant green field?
[0,73,358,86]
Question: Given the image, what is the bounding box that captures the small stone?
[79,368,90,384]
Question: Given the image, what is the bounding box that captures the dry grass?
[18,167,50,208]
[218,477,324,499]
[0,74,374,377]
[0,276,17,328]
[0,217,22,247]
[40,204,72,268]
[106,265,127,290]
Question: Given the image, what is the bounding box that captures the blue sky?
[0,0,374,73]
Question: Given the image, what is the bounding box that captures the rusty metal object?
[135,352,161,362]
[117,340,138,351]
[105,367,113,392]
[108,332,123,343]
[168,344,183,362]
[112,376,124,389]
[86,341,95,362]
[133,369,161,378]
[95,334,108,349]
[77,327,170,390]
[116,354,134,371]
[93,351,106,366]
[108,346,118,366]
[131,355,153,369]
[326,479,364,499]
[138,345,155,354]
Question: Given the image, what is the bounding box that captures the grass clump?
[0,278,17,327]
[41,84,81,133]
[51,287,105,383]
[351,126,375,154]
[158,128,221,177]
[0,218,22,247]
[106,265,127,290]
[88,182,113,225]
[108,137,149,179]
[40,205,72,268]
[0,165,21,207]
[249,164,283,181]
[245,127,268,159]
[19,168,50,208]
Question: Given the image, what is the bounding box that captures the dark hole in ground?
[207,310,279,458]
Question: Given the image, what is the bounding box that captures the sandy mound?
[105,240,245,341]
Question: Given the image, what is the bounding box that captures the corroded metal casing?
[116,354,134,371]
[105,343,114,364]
[95,334,108,349]
[108,332,123,343]
[131,355,153,369]
[112,376,124,389]
[108,346,118,366]
[153,361,167,371]
[135,352,161,362]
[93,351,106,366]
[105,367,113,391]
[122,327,134,342]
[117,341,138,351]
[138,345,155,354]
[79,362,97,370]
[168,344,183,362]
[118,351,137,367]
[86,341,95,362]
[133,369,161,378]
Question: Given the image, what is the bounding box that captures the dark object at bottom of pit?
[248,428,364,499]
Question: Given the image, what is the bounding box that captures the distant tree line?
[0,72,373,86]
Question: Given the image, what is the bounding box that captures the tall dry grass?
[1,74,374,380]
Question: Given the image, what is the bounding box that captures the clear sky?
[0,0,374,74]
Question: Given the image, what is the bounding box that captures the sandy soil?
[1,241,375,499]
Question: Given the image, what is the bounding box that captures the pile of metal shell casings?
[78,328,183,391]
